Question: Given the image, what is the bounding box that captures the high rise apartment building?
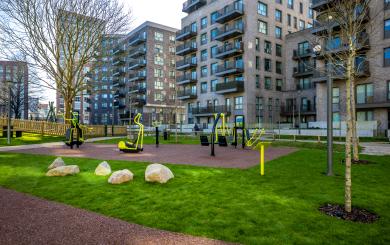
[176,0,314,127]
[111,21,179,125]
[0,61,29,119]
[283,0,390,134]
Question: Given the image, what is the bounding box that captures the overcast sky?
[43,0,186,103]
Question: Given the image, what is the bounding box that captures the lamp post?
[7,85,12,145]
[313,15,334,176]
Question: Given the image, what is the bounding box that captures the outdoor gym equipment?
[252,141,272,175]
[64,112,85,149]
[232,115,246,149]
[214,113,229,147]
[246,128,266,147]
[118,113,144,153]
[152,121,161,148]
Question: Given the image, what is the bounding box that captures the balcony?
[215,61,244,77]
[113,46,125,55]
[176,41,197,56]
[112,68,126,77]
[215,42,243,59]
[176,73,197,85]
[128,71,146,82]
[176,25,197,41]
[112,57,126,66]
[114,90,126,99]
[128,32,147,46]
[214,24,244,42]
[128,47,146,58]
[280,104,316,116]
[386,2,390,10]
[215,80,244,94]
[177,90,197,100]
[293,66,314,78]
[113,78,126,87]
[129,84,146,94]
[356,98,390,109]
[176,58,197,71]
[113,101,126,109]
[133,97,146,106]
[191,105,231,116]
[293,49,312,60]
[182,0,206,13]
[296,82,315,90]
[215,2,244,24]
[311,62,370,82]
[355,60,370,77]
[311,0,332,12]
[128,59,147,70]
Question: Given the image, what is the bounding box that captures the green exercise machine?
[64,112,85,149]
[118,113,144,153]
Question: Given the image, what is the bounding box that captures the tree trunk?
[350,78,359,162]
[345,57,353,213]
[64,98,73,123]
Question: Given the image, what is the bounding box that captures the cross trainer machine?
[118,113,144,153]
[64,112,85,149]
[232,115,246,149]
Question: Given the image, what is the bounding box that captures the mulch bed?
[319,204,379,223]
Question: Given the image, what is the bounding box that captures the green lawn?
[0,150,389,244]
[0,133,64,146]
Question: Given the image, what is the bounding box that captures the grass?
[0,150,389,244]
[0,133,64,146]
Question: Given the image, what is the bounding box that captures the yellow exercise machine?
[246,128,266,147]
[252,141,272,175]
[214,113,229,146]
[118,113,144,153]
[62,112,85,149]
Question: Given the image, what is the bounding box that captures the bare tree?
[310,0,377,213]
[0,0,131,120]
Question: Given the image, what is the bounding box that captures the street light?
[5,80,15,145]
[313,15,334,176]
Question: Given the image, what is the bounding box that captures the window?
[234,96,243,110]
[356,84,373,104]
[276,61,282,74]
[154,92,164,101]
[333,112,340,122]
[288,0,294,9]
[201,49,208,62]
[258,20,268,35]
[154,68,163,78]
[256,56,260,70]
[201,82,208,93]
[255,38,260,51]
[211,63,218,75]
[268,98,273,111]
[299,20,305,30]
[299,78,311,90]
[287,14,291,26]
[155,32,163,41]
[169,35,175,43]
[201,66,208,77]
[387,81,390,100]
[201,33,207,45]
[276,44,282,57]
[357,111,373,121]
[211,79,218,92]
[298,41,310,55]
[275,26,282,39]
[155,44,163,53]
[265,77,272,89]
[211,11,219,24]
[258,2,268,16]
[154,55,164,65]
[294,17,297,28]
[385,19,390,39]
[275,9,282,22]
[191,22,197,32]
[201,17,208,29]
[256,75,260,88]
[154,80,164,90]
[276,79,282,91]
[299,2,303,14]
[276,0,282,4]
[211,45,218,58]
[301,97,309,111]
[210,28,218,41]
[385,47,390,67]
[264,59,272,72]
[264,41,272,54]
[308,8,313,18]
[332,87,340,105]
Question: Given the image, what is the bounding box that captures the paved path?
[360,142,390,156]
[0,187,231,245]
[5,143,296,169]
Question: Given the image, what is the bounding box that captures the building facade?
[0,61,29,119]
[176,0,314,127]
[112,21,180,126]
[283,0,390,134]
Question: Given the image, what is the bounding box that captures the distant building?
[0,60,29,119]
[28,97,39,119]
